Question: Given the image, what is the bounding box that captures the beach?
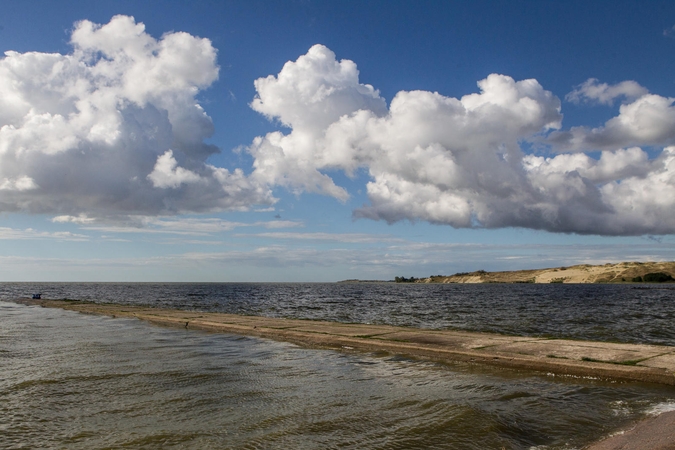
[586,410,675,449]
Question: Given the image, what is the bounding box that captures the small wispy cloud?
[565,78,648,105]
[160,239,227,246]
[0,227,89,241]
[53,216,304,236]
[52,214,97,225]
[235,232,405,243]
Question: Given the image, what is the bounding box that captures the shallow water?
[1,282,674,345]
[1,301,674,449]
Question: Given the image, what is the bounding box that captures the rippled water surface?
[2,301,674,450]
[1,282,675,344]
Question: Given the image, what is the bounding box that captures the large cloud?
[249,44,387,200]
[0,15,272,220]
[248,45,675,235]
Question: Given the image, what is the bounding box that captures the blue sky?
[2,0,675,281]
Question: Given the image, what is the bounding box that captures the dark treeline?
[394,276,418,283]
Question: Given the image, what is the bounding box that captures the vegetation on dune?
[394,276,419,283]
[636,272,674,283]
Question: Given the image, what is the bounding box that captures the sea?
[1,282,675,449]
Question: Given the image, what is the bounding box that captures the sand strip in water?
[13,298,675,386]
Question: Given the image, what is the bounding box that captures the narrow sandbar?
[13,298,675,386]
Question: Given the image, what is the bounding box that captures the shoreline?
[412,261,675,284]
[585,410,675,450]
[12,298,675,386]
[10,298,675,449]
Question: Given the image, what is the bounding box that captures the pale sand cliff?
[418,261,675,284]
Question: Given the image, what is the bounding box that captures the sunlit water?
[2,283,675,449]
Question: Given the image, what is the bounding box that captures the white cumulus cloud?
[247,45,675,235]
[551,90,675,151]
[566,78,649,105]
[147,150,201,188]
[249,44,388,201]
[0,15,273,220]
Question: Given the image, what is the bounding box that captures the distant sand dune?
[418,261,675,284]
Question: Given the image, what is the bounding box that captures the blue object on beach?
[32,293,41,299]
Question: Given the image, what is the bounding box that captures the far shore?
[387,261,675,284]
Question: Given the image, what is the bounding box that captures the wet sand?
[585,411,675,449]
[13,298,675,449]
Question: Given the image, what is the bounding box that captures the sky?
[2,0,675,282]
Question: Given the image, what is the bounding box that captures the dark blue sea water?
[1,282,674,345]
[2,283,675,449]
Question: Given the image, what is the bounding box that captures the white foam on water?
[529,445,580,450]
[609,400,632,417]
[646,400,675,416]
[545,372,602,381]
